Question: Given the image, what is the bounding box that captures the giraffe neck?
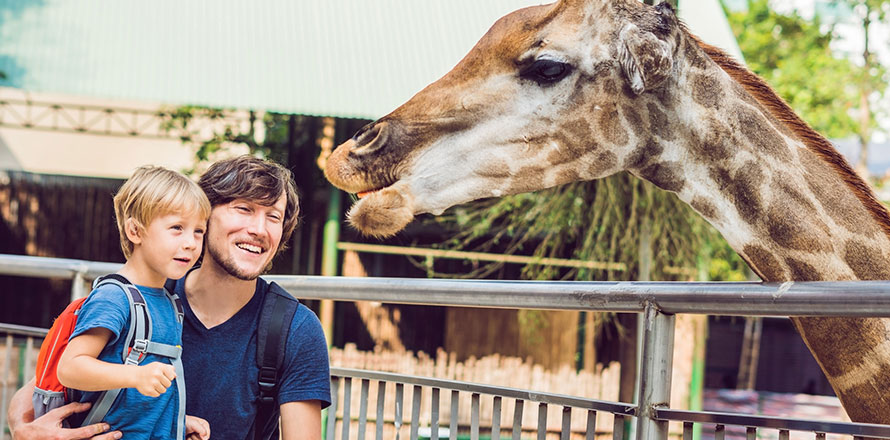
[623,35,890,424]
[628,35,890,282]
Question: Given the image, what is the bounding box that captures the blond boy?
[56,166,211,439]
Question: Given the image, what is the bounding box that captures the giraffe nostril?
[351,121,389,155]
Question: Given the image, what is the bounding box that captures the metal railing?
[3,253,890,440]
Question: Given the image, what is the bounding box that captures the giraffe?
[324,0,890,423]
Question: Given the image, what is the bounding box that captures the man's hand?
[10,401,121,440]
[185,415,210,440]
[133,362,176,397]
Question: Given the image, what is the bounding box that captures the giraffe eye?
[521,59,572,85]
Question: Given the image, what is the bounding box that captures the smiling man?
[8,155,331,440]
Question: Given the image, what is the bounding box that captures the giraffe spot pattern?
[594,102,629,146]
[620,103,646,133]
[556,167,581,184]
[689,117,734,164]
[590,151,618,175]
[709,163,763,225]
[733,106,791,162]
[600,77,619,96]
[639,161,685,192]
[647,102,675,141]
[795,317,886,379]
[766,206,831,253]
[690,72,723,108]
[741,244,786,281]
[684,41,710,70]
[775,175,817,214]
[623,138,663,170]
[844,239,890,280]
[476,158,513,178]
[548,120,596,165]
[690,197,718,221]
[800,150,882,237]
[785,257,822,281]
[841,370,890,424]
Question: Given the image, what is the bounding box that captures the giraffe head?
[325,0,683,237]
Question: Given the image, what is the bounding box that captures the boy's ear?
[125,218,143,245]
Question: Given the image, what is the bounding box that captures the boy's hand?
[133,362,176,397]
[186,415,211,440]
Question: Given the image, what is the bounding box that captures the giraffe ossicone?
[325,0,890,422]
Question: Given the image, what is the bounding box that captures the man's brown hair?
[199,155,300,252]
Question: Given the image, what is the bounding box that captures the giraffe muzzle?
[350,120,390,156]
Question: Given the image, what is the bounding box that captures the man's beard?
[206,240,274,281]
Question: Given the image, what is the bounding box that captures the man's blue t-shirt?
[68,283,183,439]
[171,276,331,439]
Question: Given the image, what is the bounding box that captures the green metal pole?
[319,187,341,440]
[319,186,341,341]
[689,321,706,440]
[689,248,711,440]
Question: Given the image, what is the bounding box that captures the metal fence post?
[635,304,675,440]
[70,271,88,301]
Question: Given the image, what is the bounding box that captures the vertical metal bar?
[635,304,676,440]
[746,427,756,440]
[71,271,86,301]
[410,385,421,440]
[512,399,524,440]
[1,333,13,438]
[537,403,547,440]
[376,381,386,440]
[358,379,370,440]
[431,388,441,440]
[560,406,571,440]
[612,415,625,440]
[585,410,596,440]
[471,393,481,440]
[24,336,35,383]
[395,383,404,440]
[682,422,693,440]
[450,390,459,440]
[341,377,353,440]
[492,396,502,440]
[715,424,725,440]
[326,377,340,440]
[779,430,789,440]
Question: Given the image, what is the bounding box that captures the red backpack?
[32,274,184,435]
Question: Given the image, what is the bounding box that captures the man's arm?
[279,400,322,440]
[7,378,121,440]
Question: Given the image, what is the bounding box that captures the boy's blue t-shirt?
[172,276,331,439]
[68,283,183,439]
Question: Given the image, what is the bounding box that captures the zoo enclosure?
[3,254,890,440]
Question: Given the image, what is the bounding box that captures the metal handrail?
[656,408,890,438]
[4,253,890,316]
[4,253,890,440]
[331,367,637,416]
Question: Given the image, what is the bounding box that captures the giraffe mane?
[692,36,890,241]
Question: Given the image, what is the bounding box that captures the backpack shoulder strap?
[162,279,184,324]
[81,274,152,428]
[253,281,299,440]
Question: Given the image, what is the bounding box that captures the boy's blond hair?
[114,166,211,259]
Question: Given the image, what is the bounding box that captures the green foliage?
[725,0,864,138]
[159,106,314,173]
[427,173,746,283]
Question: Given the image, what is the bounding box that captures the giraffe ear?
[617,11,676,95]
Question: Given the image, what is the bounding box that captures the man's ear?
[125,218,143,245]
[617,17,675,95]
